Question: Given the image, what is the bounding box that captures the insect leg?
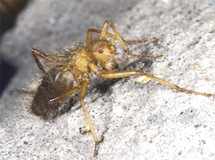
[31,49,52,76]
[86,28,117,47]
[99,20,161,61]
[97,70,214,97]
[87,28,157,50]
[49,87,80,102]
[123,37,158,45]
[32,48,52,60]
[80,81,99,157]
[87,28,157,44]
[13,88,36,95]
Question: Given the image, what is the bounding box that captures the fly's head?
[91,40,117,71]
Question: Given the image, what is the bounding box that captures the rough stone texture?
[1,0,215,159]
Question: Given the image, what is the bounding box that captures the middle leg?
[79,81,99,157]
[49,86,80,102]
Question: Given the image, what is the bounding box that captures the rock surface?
[1,0,215,159]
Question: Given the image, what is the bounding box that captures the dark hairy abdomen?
[31,69,75,119]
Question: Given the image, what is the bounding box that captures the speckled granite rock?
[1,0,215,159]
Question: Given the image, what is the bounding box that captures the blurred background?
[0,0,28,96]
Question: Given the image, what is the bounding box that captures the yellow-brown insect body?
[18,20,214,156]
[30,39,117,119]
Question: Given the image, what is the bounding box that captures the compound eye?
[97,49,104,54]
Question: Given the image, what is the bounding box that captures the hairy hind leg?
[13,88,36,96]
[14,49,54,95]
[31,49,53,76]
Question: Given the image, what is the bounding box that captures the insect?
[17,20,214,156]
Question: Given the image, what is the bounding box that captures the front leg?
[87,21,161,61]
[89,65,214,97]
[86,28,158,47]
